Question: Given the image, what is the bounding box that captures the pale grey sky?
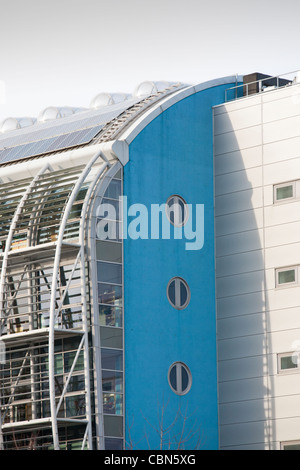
[0,0,299,121]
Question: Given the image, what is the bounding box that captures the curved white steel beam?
[48,150,112,450]
[0,163,50,449]
[0,163,50,325]
[79,158,121,450]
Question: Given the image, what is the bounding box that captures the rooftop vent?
[90,93,131,109]
[0,117,37,133]
[37,106,86,122]
[133,81,175,98]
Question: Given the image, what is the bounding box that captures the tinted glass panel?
[180,281,188,305]
[101,349,123,371]
[100,326,123,349]
[97,262,122,285]
[104,415,123,437]
[168,280,176,306]
[166,196,187,226]
[99,305,122,327]
[103,393,123,415]
[104,180,121,200]
[181,366,189,391]
[105,438,123,450]
[278,269,295,284]
[98,283,122,305]
[169,365,177,390]
[276,185,294,200]
[281,356,297,370]
[102,371,123,392]
[96,240,122,263]
[167,277,190,309]
[283,444,300,450]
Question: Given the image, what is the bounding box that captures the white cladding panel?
[218,376,267,403]
[215,187,263,216]
[214,104,261,135]
[263,136,300,165]
[215,167,262,195]
[214,82,300,450]
[215,229,264,257]
[214,146,262,175]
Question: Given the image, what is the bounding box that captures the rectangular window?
[98,283,122,305]
[103,179,121,200]
[278,353,299,373]
[97,262,122,285]
[281,441,300,450]
[276,267,297,287]
[101,348,123,371]
[96,240,122,263]
[100,326,123,349]
[99,305,122,327]
[102,370,123,393]
[274,182,295,203]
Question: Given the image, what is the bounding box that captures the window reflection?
[99,305,122,327]
[103,393,123,415]
[102,370,123,393]
[95,174,124,446]
[98,283,122,305]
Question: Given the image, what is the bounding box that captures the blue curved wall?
[123,83,236,450]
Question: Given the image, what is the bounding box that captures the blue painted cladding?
[123,84,234,450]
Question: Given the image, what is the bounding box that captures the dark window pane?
[65,394,85,417]
[100,326,123,349]
[103,393,123,415]
[168,280,176,306]
[281,356,297,370]
[181,366,189,391]
[102,370,123,393]
[97,262,122,285]
[283,443,300,450]
[104,180,121,200]
[96,240,122,263]
[101,199,120,220]
[101,348,123,371]
[169,365,177,390]
[167,196,187,226]
[278,269,295,284]
[99,305,122,327]
[276,185,293,200]
[105,438,123,450]
[98,283,122,305]
[104,415,123,437]
[180,281,187,306]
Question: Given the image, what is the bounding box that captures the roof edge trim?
[0,140,126,183]
[120,75,243,144]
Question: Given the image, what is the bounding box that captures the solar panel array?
[0,125,104,165]
[0,82,184,166]
[0,95,142,166]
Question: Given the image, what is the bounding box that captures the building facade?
[214,73,300,450]
[0,72,300,450]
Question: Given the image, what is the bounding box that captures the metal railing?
[225,69,300,102]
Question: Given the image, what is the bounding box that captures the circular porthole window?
[165,195,188,227]
[167,277,190,310]
[168,362,192,395]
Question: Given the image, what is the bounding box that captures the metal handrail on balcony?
[225,69,300,102]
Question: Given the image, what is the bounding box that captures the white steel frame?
[0,149,116,450]
[84,161,123,449]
